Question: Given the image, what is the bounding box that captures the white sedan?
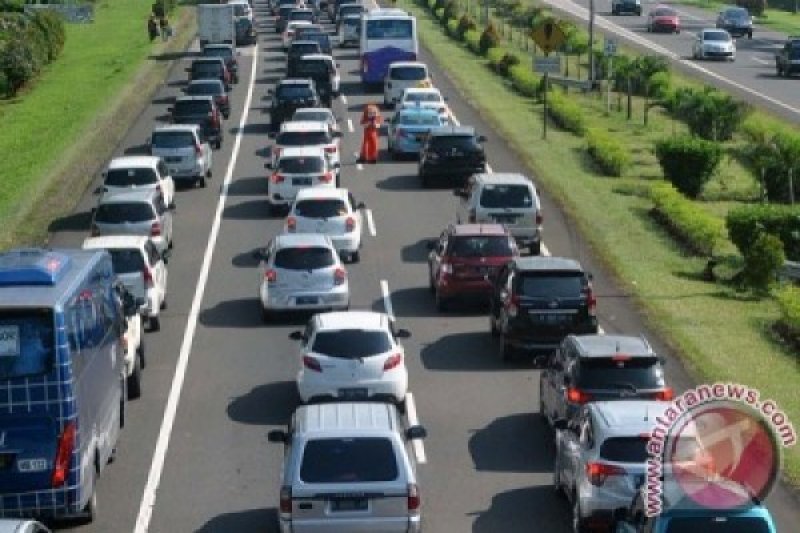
[692,28,736,61]
[290,311,411,407]
[282,20,313,49]
[398,87,451,121]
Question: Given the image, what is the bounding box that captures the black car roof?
[512,256,584,272]
[277,78,314,86]
[429,125,476,137]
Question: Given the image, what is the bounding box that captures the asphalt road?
[43,0,800,531]
[543,0,800,122]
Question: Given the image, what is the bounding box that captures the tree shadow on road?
[471,485,569,533]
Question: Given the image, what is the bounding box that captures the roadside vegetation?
[676,0,800,36]
[401,0,800,486]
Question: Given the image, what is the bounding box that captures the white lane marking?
[486,163,494,173]
[541,243,551,257]
[752,56,771,65]
[405,392,427,464]
[133,43,259,533]
[340,94,348,105]
[357,162,364,171]
[380,279,395,321]
[354,151,363,171]
[365,208,377,236]
[347,118,354,132]
[448,109,460,126]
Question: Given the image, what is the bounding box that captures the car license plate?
[493,215,518,224]
[331,498,368,512]
[292,177,312,186]
[295,296,318,305]
[531,313,572,325]
[339,387,368,400]
[165,156,182,163]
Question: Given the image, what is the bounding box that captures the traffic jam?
[0,0,785,531]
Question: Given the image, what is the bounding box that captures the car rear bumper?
[281,515,421,533]
[297,373,408,404]
[437,278,493,298]
[261,285,350,311]
[651,22,679,31]
[0,487,82,519]
[420,162,486,178]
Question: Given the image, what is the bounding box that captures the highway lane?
[543,0,800,122]
[36,0,799,531]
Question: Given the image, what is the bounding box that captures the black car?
[335,2,364,28]
[269,80,321,130]
[184,79,230,119]
[201,43,239,84]
[539,334,672,426]
[235,17,257,46]
[287,40,322,77]
[297,30,333,56]
[273,0,297,16]
[169,96,224,149]
[489,257,598,361]
[329,0,359,21]
[292,56,336,106]
[716,6,753,39]
[776,37,800,77]
[418,126,487,187]
[188,58,231,91]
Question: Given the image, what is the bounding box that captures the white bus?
[360,8,418,86]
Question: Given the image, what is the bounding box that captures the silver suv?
[268,402,426,533]
[91,189,174,254]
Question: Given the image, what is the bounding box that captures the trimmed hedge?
[776,285,800,337]
[654,135,723,198]
[465,29,482,54]
[743,232,785,292]
[726,204,800,261]
[586,128,630,177]
[547,89,586,136]
[508,64,541,98]
[456,14,476,39]
[666,87,750,142]
[650,183,726,256]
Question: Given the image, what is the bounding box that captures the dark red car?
[647,6,680,33]
[427,224,519,310]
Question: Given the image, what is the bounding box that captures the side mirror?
[395,328,411,339]
[252,247,269,261]
[333,162,341,169]
[356,201,366,210]
[267,429,288,443]
[265,162,273,169]
[406,425,427,440]
[477,135,487,143]
[289,330,304,341]
[426,239,437,250]
[553,419,568,431]
[587,273,594,281]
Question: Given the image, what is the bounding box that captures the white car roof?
[152,124,200,134]
[301,53,335,62]
[280,120,328,133]
[274,233,333,249]
[279,146,326,158]
[294,107,334,117]
[315,311,390,331]
[592,401,677,435]
[294,402,399,436]
[82,235,150,251]
[295,187,350,202]
[389,61,427,70]
[402,88,441,97]
[287,20,313,28]
[107,155,161,170]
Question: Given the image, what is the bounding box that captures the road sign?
[534,55,562,74]
[531,20,566,55]
[604,38,617,57]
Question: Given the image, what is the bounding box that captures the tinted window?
[304,34,331,50]
[312,329,392,358]
[449,235,513,258]
[340,5,363,16]
[430,135,479,151]
[791,48,800,59]
[399,113,441,126]
[151,131,195,148]
[279,6,294,17]
[295,199,348,218]
[0,309,54,379]
[186,82,224,96]
[479,184,533,208]
[293,110,332,123]
[279,157,324,173]
[405,92,441,103]
[290,43,321,56]
[276,86,314,99]
[723,8,749,20]
[517,272,583,297]
[300,438,399,483]
[599,436,649,462]
[174,100,212,115]
[343,17,361,30]
[295,60,332,76]
[366,19,413,39]
[576,357,666,389]
[277,131,330,146]
[192,63,222,76]
[665,517,770,533]
[274,246,335,270]
[289,10,314,21]
[652,8,676,16]
[95,202,155,223]
[105,168,158,187]
[109,249,145,275]
[704,31,731,41]
[390,66,426,81]
[203,47,233,60]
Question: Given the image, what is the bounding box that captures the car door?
[155,195,173,245]
[157,160,175,208]
[347,192,362,233]
[490,264,510,321]
[542,344,565,421]
[572,414,595,494]
[145,240,167,305]
[196,129,212,172]
[558,414,583,493]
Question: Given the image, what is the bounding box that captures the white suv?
[102,156,176,209]
[384,61,431,107]
[271,120,342,172]
[149,124,212,188]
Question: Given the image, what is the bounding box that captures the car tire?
[350,250,360,263]
[197,175,207,188]
[214,139,222,150]
[261,305,272,323]
[435,290,450,312]
[161,298,167,311]
[138,337,146,369]
[127,355,142,400]
[420,173,430,188]
[489,313,500,336]
[530,241,542,256]
[572,497,588,533]
[149,315,161,332]
[499,332,514,362]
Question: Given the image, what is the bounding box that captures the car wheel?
[396,396,407,414]
[553,456,565,497]
[127,355,142,400]
[435,290,450,312]
[197,175,207,188]
[138,337,146,369]
[160,298,167,311]
[420,172,430,188]
[149,315,161,332]
[77,470,98,524]
[214,139,222,150]
[260,305,272,323]
[499,331,514,362]
[572,496,588,533]
[350,250,360,263]
[489,313,500,336]
[530,241,542,256]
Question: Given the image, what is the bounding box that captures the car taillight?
[535,212,543,225]
[567,387,592,404]
[586,462,626,486]
[506,294,519,318]
[51,422,76,488]
[91,224,100,237]
[265,269,277,284]
[302,355,322,372]
[279,485,292,516]
[319,172,333,183]
[407,483,421,513]
[324,145,336,154]
[220,95,229,104]
[150,222,162,237]
[345,216,355,232]
[585,286,597,316]
[273,146,282,157]
[143,267,155,289]
[210,112,219,128]
[271,173,285,184]
[194,143,202,155]
[653,387,675,401]
[333,267,346,285]
[286,216,296,232]
[468,208,476,223]
[440,262,453,276]
[383,353,402,371]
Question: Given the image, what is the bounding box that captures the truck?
[198,4,236,48]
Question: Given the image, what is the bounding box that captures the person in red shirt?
[359,104,382,164]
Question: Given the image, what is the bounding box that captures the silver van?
[268,402,426,532]
[91,189,174,254]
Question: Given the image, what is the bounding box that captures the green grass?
[403,0,800,487]
[675,0,800,36]
[0,0,168,237]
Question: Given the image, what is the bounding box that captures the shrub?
[488,48,519,77]
[650,183,726,256]
[736,0,766,16]
[31,11,66,62]
[666,87,750,141]
[428,0,437,9]
[465,29,482,54]
[586,128,631,177]
[547,89,586,136]
[442,0,458,23]
[479,23,500,55]
[456,14,476,40]
[434,7,444,21]
[446,18,460,37]
[508,64,541,98]
[743,232,785,292]
[726,204,800,261]
[433,0,448,10]
[654,135,723,198]
[776,285,800,337]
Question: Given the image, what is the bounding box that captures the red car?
[647,6,681,33]
[427,224,519,311]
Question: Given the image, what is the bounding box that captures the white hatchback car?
[290,311,410,407]
[399,87,450,121]
[292,107,340,135]
[692,28,736,61]
[102,156,176,209]
[111,282,145,399]
[268,146,339,214]
[149,124,212,188]
[257,233,350,320]
[271,120,342,173]
[285,187,364,262]
[384,61,431,107]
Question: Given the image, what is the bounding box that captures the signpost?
[604,38,617,113]
[531,21,566,140]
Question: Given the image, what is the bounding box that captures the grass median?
[0,0,196,247]
[674,0,800,36]
[400,0,800,488]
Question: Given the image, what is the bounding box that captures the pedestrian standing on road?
[359,103,382,164]
[159,15,170,41]
[148,15,159,42]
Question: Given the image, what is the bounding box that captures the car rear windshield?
[724,9,749,21]
[192,63,222,76]
[517,272,584,298]
[399,113,440,126]
[186,82,223,96]
[305,34,331,49]
[277,86,314,99]
[0,309,54,379]
[704,31,730,41]
[652,8,676,16]
[295,60,332,76]
[343,17,360,29]
[665,517,770,533]
[479,184,533,208]
[277,131,330,146]
[576,357,665,390]
[290,43,321,56]
[295,199,348,218]
[366,18,413,39]
[300,438,399,483]
[95,202,154,223]
[174,100,212,115]
[203,47,233,60]
[279,157,324,173]
[430,135,479,151]
[274,246,335,270]
[109,249,146,275]
[405,92,440,103]
[151,131,195,148]
[449,235,513,257]
[279,6,294,17]
[312,329,392,358]
[340,5,363,16]
[390,66,427,81]
[289,10,314,22]
[105,168,158,187]
[599,436,649,462]
[293,111,331,123]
